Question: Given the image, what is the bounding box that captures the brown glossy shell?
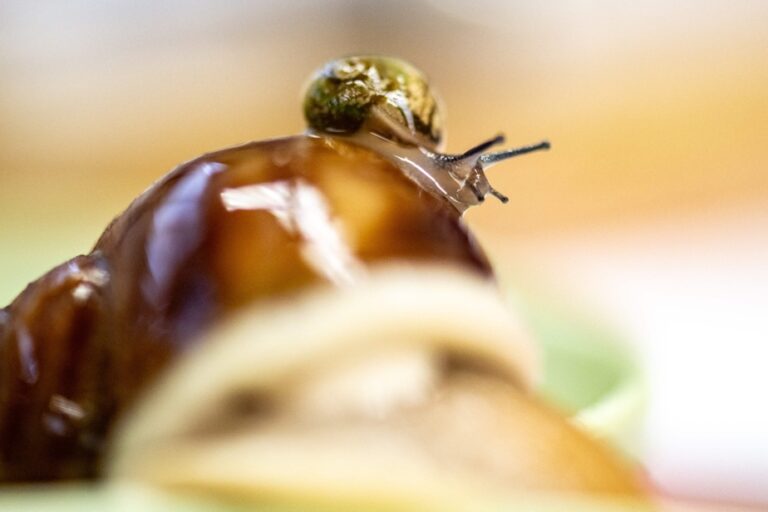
[0,135,490,480]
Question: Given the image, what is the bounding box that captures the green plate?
[0,484,654,511]
[510,283,645,456]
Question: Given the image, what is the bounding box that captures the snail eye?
[302,56,443,149]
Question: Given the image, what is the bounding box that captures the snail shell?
[303,56,443,148]
[0,134,491,480]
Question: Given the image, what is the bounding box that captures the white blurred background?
[1,1,767,505]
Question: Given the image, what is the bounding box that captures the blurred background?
[1,0,767,507]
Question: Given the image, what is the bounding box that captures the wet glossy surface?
[0,135,491,481]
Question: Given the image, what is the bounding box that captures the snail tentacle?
[419,137,549,205]
[479,140,551,167]
[434,134,506,163]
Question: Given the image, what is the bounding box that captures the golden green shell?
[302,56,442,148]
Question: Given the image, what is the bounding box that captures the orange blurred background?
[1,1,767,506]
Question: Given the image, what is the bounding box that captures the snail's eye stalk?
[477,139,550,203]
[438,137,550,205]
[458,134,507,159]
[489,188,510,204]
[434,134,506,164]
[479,140,551,167]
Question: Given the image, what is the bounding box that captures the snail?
[302,56,550,208]
[0,56,644,504]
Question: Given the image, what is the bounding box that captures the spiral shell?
[303,56,443,148]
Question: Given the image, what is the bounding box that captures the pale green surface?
[513,286,645,454]
[0,217,107,305]
[0,484,653,511]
